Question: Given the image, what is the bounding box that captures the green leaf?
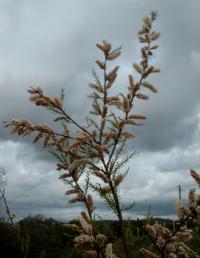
[86,116,100,130]
[48,148,64,163]
[60,88,65,102]
[91,68,102,87]
[121,201,135,212]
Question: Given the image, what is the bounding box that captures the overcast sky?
[0,0,200,221]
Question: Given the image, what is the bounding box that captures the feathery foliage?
[4,11,161,258]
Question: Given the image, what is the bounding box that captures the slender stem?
[106,43,150,170]
[59,108,101,145]
[99,54,107,143]
[95,53,131,258]
[92,52,131,257]
[109,183,130,258]
[0,189,13,225]
[99,40,153,258]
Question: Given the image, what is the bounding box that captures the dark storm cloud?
[1,0,200,153]
[1,0,200,220]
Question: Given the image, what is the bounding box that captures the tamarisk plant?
[4,12,160,258]
[0,167,15,224]
[140,170,200,258]
[0,168,29,258]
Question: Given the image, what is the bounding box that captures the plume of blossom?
[113,174,126,187]
[143,221,195,257]
[87,194,94,212]
[81,211,91,224]
[173,226,192,242]
[74,234,95,247]
[105,243,118,258]
[188,189,198,210]
[69,192,85,204]
[176,200,190,219]
[79,214,93,235]
[190,169,200,186]
[145,224,157,239]
[92,170,110,183]
[63,223,81,233]
[28,87,63,109]
[95,233,107,246]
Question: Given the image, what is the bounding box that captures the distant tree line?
[0,215,200,258]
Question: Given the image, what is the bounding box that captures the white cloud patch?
[121,150,198,202]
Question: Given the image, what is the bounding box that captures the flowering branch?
[4,11,160,258]
[141,170,200,258]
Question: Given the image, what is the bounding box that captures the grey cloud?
[1,139,199,221]
[1,0,200,153]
